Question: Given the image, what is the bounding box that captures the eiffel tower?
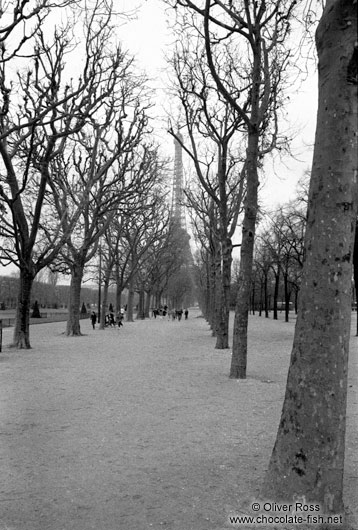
[170,131,195,269]
[171,131,186,229]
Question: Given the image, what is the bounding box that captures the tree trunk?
[66,262,84,336]
[294,286,299,315]
[126,276,135,322]
[215,238,232,349]
[250,281,255,315]
[144,291,151,318]
[273,269,280,320]
[100,275,110,330]
[208,250,217,333]
[214,280,227,347]
[259,278,263,317]
[116,290,123,316]
[284,271,290,323]
[230,130,259,378]
[204,256,211,320]
[354,219,358,336]
[12,268,34,349]
[115,264,123,315]
[137,289,145,319]
[262,0,357,517]
[264,271,269,318]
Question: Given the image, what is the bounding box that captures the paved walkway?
[0,311,357,530]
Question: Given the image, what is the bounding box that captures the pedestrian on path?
[90,311,97,329]
[117,312,124,328]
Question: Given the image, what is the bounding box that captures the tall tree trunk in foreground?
[262,0,357,518]
[354,219,358,336]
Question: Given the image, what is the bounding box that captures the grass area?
[0,309,89,327]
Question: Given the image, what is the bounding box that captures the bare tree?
[145,220,194,313]
[0,1,126,347]
[52,121,158,336]
[0,1,79,64]
[122,193,170,322]
[97,149,169,327]
[166,0,298,377]
[184,185,221,331]
[168,33,245,348]
[262,0,357,519]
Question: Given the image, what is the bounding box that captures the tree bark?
[273,269,280,320]
[213,244,222,342]
[115,277,123,316]
[137,289,145,320]
[264,271,269,318]
[215,237,232,349]
[208,249,217,333]
[250,281,255,315]
[12,268,34,349]
[230,130,259,378]
[126,276,135,322]
[100,275,110,330]
[284,271,290,323]
[144,291,151,318]
[354,219,358,335]
[66,262,84,336]
[262,0,357,516]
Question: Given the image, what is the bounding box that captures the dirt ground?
[0,310,357,530]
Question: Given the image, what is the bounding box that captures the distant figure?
[90,311,97,329]
[109,312,115,327]
[184,308,189,320]
[117,312,124,328]
[176,309,183,321]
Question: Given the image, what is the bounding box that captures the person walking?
[90,311,97,330]
[117,312,124,328]
[184,308,189,320]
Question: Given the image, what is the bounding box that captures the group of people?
[152,306,189,321]
[90,306,190,329]
[90,309,125,330]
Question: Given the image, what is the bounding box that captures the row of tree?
[166,0,299,374]
[165,0,357,521]
[1,0,357,522]
[0,1,195,346]
[251,179,307,320]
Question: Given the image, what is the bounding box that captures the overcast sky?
[117,0,318,210]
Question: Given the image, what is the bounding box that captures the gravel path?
[0,310,357,530]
